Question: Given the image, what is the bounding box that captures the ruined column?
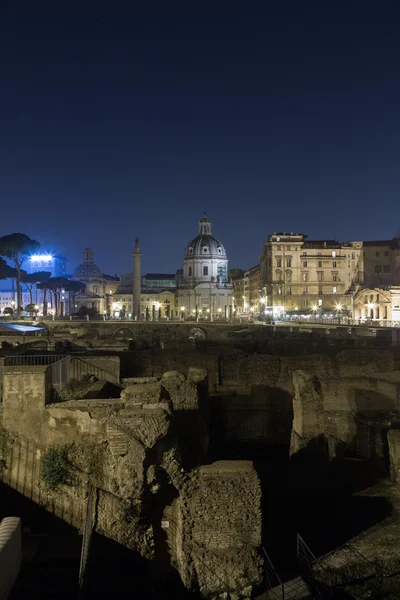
[132,237,141,321]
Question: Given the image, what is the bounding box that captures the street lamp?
[335,303,343,322]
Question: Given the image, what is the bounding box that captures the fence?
[262,547,284,599]
[4,354,66,367]
[48,357,70,399]
[69,356,119,384]
[291,317,400,328]
[297,534,332,599]
[79,484,97,589]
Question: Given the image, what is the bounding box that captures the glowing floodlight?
[30,254,53,262]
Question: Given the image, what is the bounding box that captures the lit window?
[318,299,322,306]
[333,287,337,294]
[303,298,308,306]
[332,251,336,257]
[302,272,308,282]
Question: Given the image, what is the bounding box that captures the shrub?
[59,376,96,401]
[41,446,70,490]
[121,503,140,525]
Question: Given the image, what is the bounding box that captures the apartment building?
[260,232,363,314]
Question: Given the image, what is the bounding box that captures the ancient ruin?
[2,320,400,598]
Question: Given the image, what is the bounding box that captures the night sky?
[1,1,400,278]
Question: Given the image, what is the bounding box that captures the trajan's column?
[132,237,141,320]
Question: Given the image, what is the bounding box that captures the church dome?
[73,248,102,278]
[184,215,227,259]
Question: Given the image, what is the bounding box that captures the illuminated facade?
[260,233,363,315]
[177,215,233,319]
[28,254,67,277]
[353,287,400,321]
[112,290,177,319]
[72,248,118,315]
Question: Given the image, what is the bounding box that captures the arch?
[285,269,292,282]
[114,328,135,340]
[275,269,283,282]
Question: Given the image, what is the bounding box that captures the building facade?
[112,290,178,320]
[351,237,400,321]
[362,238,400,288]
[177,215,233,319]
[28,254,67,277]
[230,269,245,313]
[260,233,363,315]
[72,248,115,315]
[243,265,261,313]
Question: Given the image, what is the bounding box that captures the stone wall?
[0,363,263,597]
[170,461,262,598]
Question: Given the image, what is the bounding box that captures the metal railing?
[69,356,118,384]
[297,534,332,599]
[262,547,284,599]
[79,483,97,589]
[4,354,66,367]
[48,357,70,398]
[290,317,400,328]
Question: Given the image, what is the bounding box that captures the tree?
[0,257,11,280]
[36,272,52,316]
[64,280,86,315]
[0,234,40,317]
[3,307,13,316]
[22,271,51,308]
[77,305,99,319]
[47,277,70,316]
[25,303,38,316]
[0,258,17,305]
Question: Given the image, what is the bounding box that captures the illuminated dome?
[184,215,227,260]
[182,215,229,285]
[73,248,102,278]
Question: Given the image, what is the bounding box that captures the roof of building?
[302,240,340,248]
[363,239,400,247]
[143,273,176,280]
[103,273,120,281]
[184,234,227,259]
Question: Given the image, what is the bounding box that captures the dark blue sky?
[1,1,400,277]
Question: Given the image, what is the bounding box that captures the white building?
[177,215,233,319]
[0,291,31,314]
